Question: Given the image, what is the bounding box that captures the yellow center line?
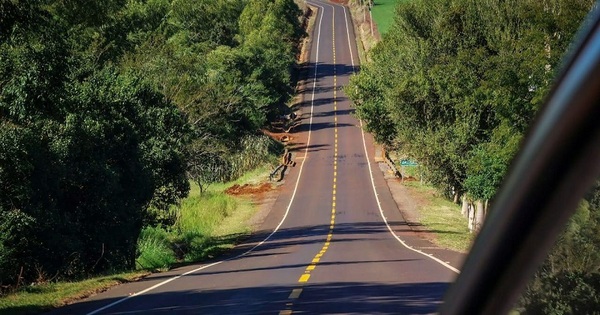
[285,9,340,315]
[296,28,339,282]
[299,274,311,283]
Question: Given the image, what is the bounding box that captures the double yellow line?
[298,3,338,286]
[279,5,338,315]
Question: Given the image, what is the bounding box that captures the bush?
[0,64,189,284]
[136,227,177,270]
[519,186,600,313]
[519,272,600,314]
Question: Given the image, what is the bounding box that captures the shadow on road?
[41,221,455,315]
[46,281,448,314]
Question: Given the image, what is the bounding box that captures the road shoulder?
[374,145,467,271]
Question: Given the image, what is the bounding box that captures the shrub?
[136,227,176,270]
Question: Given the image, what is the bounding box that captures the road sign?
[400,159,418,166]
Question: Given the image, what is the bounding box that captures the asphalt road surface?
[50,1,459,314]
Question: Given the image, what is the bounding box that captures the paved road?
[51,1,458,314]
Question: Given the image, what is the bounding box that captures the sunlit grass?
[403,181,474,252]
[137,166,272,265]
[371,0,404,34]
[191,165,271,194]
[177,192,236,236]
[136,226,177,270]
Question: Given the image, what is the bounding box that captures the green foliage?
[346,67,396,146]
[0,270,149,315]
[1,65,190,285]
[0,0,302,288]
[464,123,521,200]
[188,135,281,193]
[347,0,593,199]
[168,0,244,48]
[122,0,302,191]
[519,195,600,314]
[348,2,598,310]
[136,227,177,270]
[0,1,187,287]
[521,272,600,315]
[174,192,236,261]
[135,179,259,270]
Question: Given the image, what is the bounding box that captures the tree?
[0,0,303,287]
[0,1,189,283]
[347,0,593,231]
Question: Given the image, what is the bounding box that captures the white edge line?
[337,2,460,274]
[86,5,326,315]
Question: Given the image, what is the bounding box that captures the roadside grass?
[0,271,149,315]
[403,181,474,252]
[347,2,380,61]
[203,166,271,193]
[0,166,273,314]
[397,164,423,179]
[371,0,403,35]
[136,166,272,268]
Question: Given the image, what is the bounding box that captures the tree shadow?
[290,143,330,153]
[45,221,455,315]
[312,108,356,118]
[302,62,359,82]
[295,122,355,132]
[47,281,448,314]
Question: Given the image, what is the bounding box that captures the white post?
[468,203,475,232]
[475,200,485,232]
[369,8,373,36]
[461,195,468,217]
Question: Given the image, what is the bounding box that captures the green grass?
[177,192,236,237]
[172,191,250,262]
[1,166,273,314]
[0,271,149,315]
[397,164,423,179]
[371,0,403,34]
[136,226,177,270]
[403,181,474,252]
[136,165,272,266]
[195,165,271,194]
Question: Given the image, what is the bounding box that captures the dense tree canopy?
[347,0,594,202]
[0,0,303,286]
[347,0,596,311]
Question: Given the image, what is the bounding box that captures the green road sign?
[400,159,418,166]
